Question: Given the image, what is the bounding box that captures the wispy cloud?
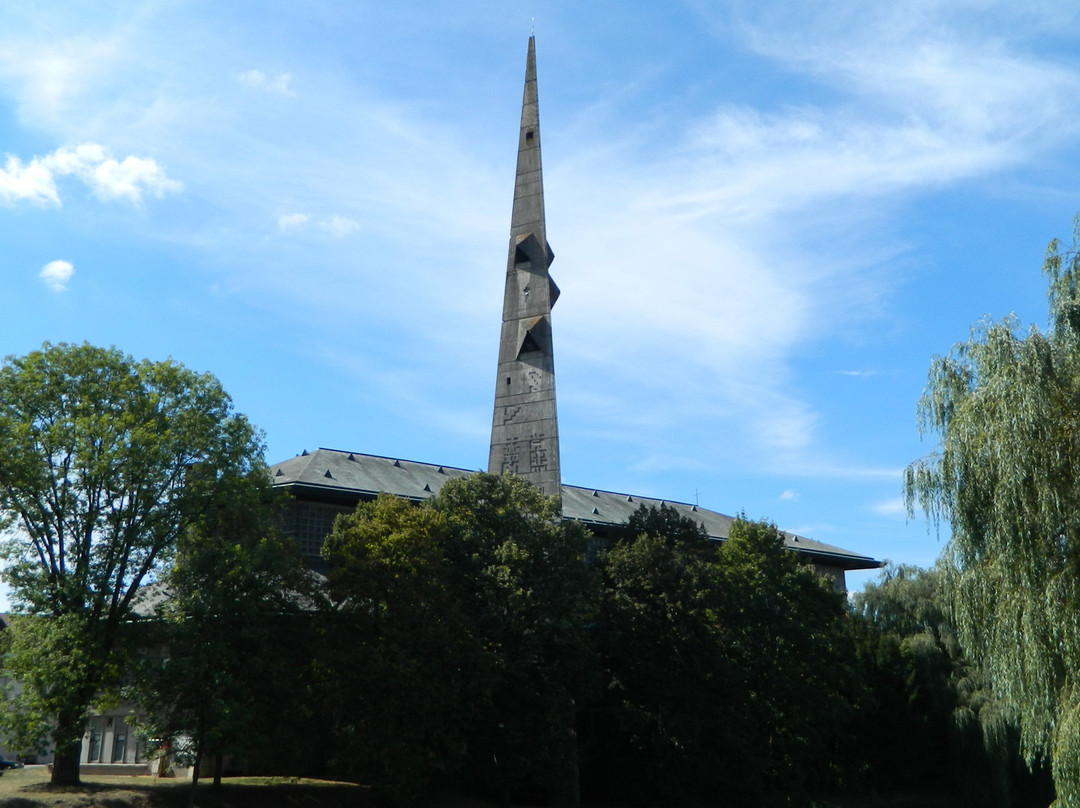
[236,69,295,97]
[39,259,73,292]
[549,1,1080,478]
[320,215,360,237]
[872,497,906,517]
[780,490,798,501]
[277,212,310,231]
[0,29,128,132]
[277,212,359,237]
[0,144,181,206]
[718,3,1080,168]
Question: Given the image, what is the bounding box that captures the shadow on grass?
[4,774,369,808]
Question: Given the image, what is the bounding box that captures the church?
[268,37,880,591]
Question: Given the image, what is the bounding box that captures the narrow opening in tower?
[525,130,534,140]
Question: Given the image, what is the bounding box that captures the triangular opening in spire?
[519,331,541,355]
[517,315,551,358]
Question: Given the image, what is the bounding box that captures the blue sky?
[4,1,1080,593]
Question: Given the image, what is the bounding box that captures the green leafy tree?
[319,475,598,807]
[133,468,315,793]
[318,494,486,803]
[593,509,855,806]
[593,509,746,806]
[905,216,1080,805]
[851,565,1052,807]
[432,474,599,808]
[715,516,856,799]
[0,342,263,785]
[850,566,965,795]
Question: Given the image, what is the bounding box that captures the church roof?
[269,448,880,572]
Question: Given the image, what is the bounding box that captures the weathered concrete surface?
[488,36,562,499]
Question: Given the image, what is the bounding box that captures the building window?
[112,730,127,763]
[283,501,354,556]
[88,726,102,762]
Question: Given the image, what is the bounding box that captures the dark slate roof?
[271,448,474,503]
[269,448,880,572]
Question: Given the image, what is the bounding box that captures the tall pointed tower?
[488,36,561,499]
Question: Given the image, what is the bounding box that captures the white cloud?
[780,490,798,501]
[236,69,295,96]
[0,31,127,132]
[678,106,1015,224]
[47,144,182,202]
[277,212,311,231]
[39,259,73,292]
[872,497,907,517]
[0,154,59,204]
[719,3,1080,165]
[0,144,180,206]
[319,215,359,237]
[277,212,359,238]
[838,369,881,377]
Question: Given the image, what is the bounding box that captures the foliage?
[904,216,1080,804]
[850,564,1053,807]
[131,469,315,786]
[591,510,743,805]
[591,508,856,806]
[850,565,970,794]
[0,342,263,785]
[431,474,599,805]
[716,516,858,798]
[318,494,484,803]
[0,615,101,758]
[319,475,598,805]
[617,500,711,550]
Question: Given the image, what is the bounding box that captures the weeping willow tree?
[905,216,1080,806]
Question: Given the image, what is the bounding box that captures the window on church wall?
[283,501,355,556]
[87,724,102,762]
[112,729,127,763]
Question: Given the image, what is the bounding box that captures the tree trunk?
[49,711,83,786]
[547,697,580,808]
[212,751,223,788]
[50,744,82,787]
[187,747,201,808]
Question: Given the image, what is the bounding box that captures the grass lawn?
[0,766,959,808]
[0,765,371,807]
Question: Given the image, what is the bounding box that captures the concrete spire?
[488,36,561,499]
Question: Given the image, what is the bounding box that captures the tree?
[132,468,315,795]
[850,565,969,796]
[318,475,598,807]
[432,474,599,808]
[905,215,1080,804]
[593,509,855,806]
[0,342,264,785]
[715,517,856,799]
[317,494,486,803]
[592,507,746,806]
[850,565,1052,808]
